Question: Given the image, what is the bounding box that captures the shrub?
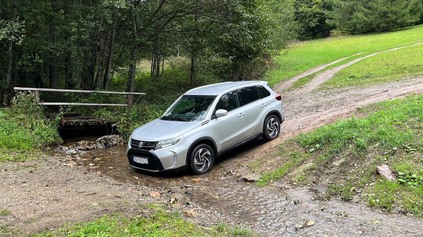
[0,92,62,151]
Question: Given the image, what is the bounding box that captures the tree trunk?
[95,38,105,90]
[64,51,74,88]
[87,46,97,89]
[49,60,59,88]
[80,42,97,90]
[127,54,136,111]
[127,6,138,94]
[3,31,14,106]
[80,50,91,89]
[150,35,161,81]
[49,2,60,89]
[189,52,197,87]
[127,55,136,93]
[103,11,117,90]
[3,2,17,106]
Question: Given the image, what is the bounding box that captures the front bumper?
[127,139,189,172]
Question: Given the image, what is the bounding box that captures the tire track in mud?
[282,42,423,94]
[274,53,362,93]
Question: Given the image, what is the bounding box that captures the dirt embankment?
[2,50,423,236]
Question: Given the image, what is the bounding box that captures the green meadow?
[266,24,423,86]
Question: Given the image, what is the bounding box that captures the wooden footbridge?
[14,87,146,137]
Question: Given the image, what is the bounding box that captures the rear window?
[256,85,271,98]
[238,86,261,106]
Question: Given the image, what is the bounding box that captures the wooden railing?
[14,87,145,111]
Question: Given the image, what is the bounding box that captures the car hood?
[131,118,200,141]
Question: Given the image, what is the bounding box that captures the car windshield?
[161,95,216,122]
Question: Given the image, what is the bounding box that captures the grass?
[31,205,256,237]
[0,149,45,162]
[0,209,11,216]
[257,151,309,186]
[0,94,62,161]
[322,43,423,89]
[257,94,423,215]
[289,73,315,90]
[266,24,423,86]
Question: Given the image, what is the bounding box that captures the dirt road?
[2,52,423,236]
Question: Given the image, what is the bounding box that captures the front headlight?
[155,136,182,150]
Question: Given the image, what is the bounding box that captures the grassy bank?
[258,94,423,215]
[266,24,423,86]
[31,205,255,237]
[0,93,62,161]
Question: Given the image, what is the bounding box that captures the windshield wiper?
[161,115,192,121]
[161,115,176,120]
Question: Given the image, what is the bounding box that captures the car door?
[237,86,264,138]
[211,90,246,150]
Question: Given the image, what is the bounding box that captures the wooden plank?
[14,87,146,96]
[39,102,128,107]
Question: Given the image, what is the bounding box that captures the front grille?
[130,139,158,151]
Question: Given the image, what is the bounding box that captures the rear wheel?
[263,114,280,141]
[189,144,215,175]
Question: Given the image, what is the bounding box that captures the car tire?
[263,114,281,141]
[189,144,215,175]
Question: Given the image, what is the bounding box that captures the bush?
[0,92,62,152]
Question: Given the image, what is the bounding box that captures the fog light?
[171,151,177,164]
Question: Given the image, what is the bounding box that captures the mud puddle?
[75,138,264,187]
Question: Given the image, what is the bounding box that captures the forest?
[1,0,422,105]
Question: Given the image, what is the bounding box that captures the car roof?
[184,81,267,96]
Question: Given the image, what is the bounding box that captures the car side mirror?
[215,109,228,118]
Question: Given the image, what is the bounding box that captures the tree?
[0,0,298,104]
[214,0,297,80]
[0,0,24,105]
[326,0,422,34]
[294,0,331,39]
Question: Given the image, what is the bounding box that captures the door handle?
[239,113,245,118]
[261,103,266,108]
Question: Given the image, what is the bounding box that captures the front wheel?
[189,144,215,175]
[263,115,281,141]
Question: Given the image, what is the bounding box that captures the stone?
[149,191,161,198]
[76,140,97,150]
[242,173,261,182]
[96,135,124,148]
[183,209,198,217]
[377,165,396,181]
[305,220,315,227]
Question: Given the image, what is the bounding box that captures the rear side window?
[238,86,260,106]
[256,85,271,98]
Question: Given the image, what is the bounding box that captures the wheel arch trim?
[186,137,217,165]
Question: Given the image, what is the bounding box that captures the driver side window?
[216,91,239,112]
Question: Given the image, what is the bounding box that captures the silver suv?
[127,81,284,174]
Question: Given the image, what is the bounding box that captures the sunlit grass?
[266,24,423,86]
